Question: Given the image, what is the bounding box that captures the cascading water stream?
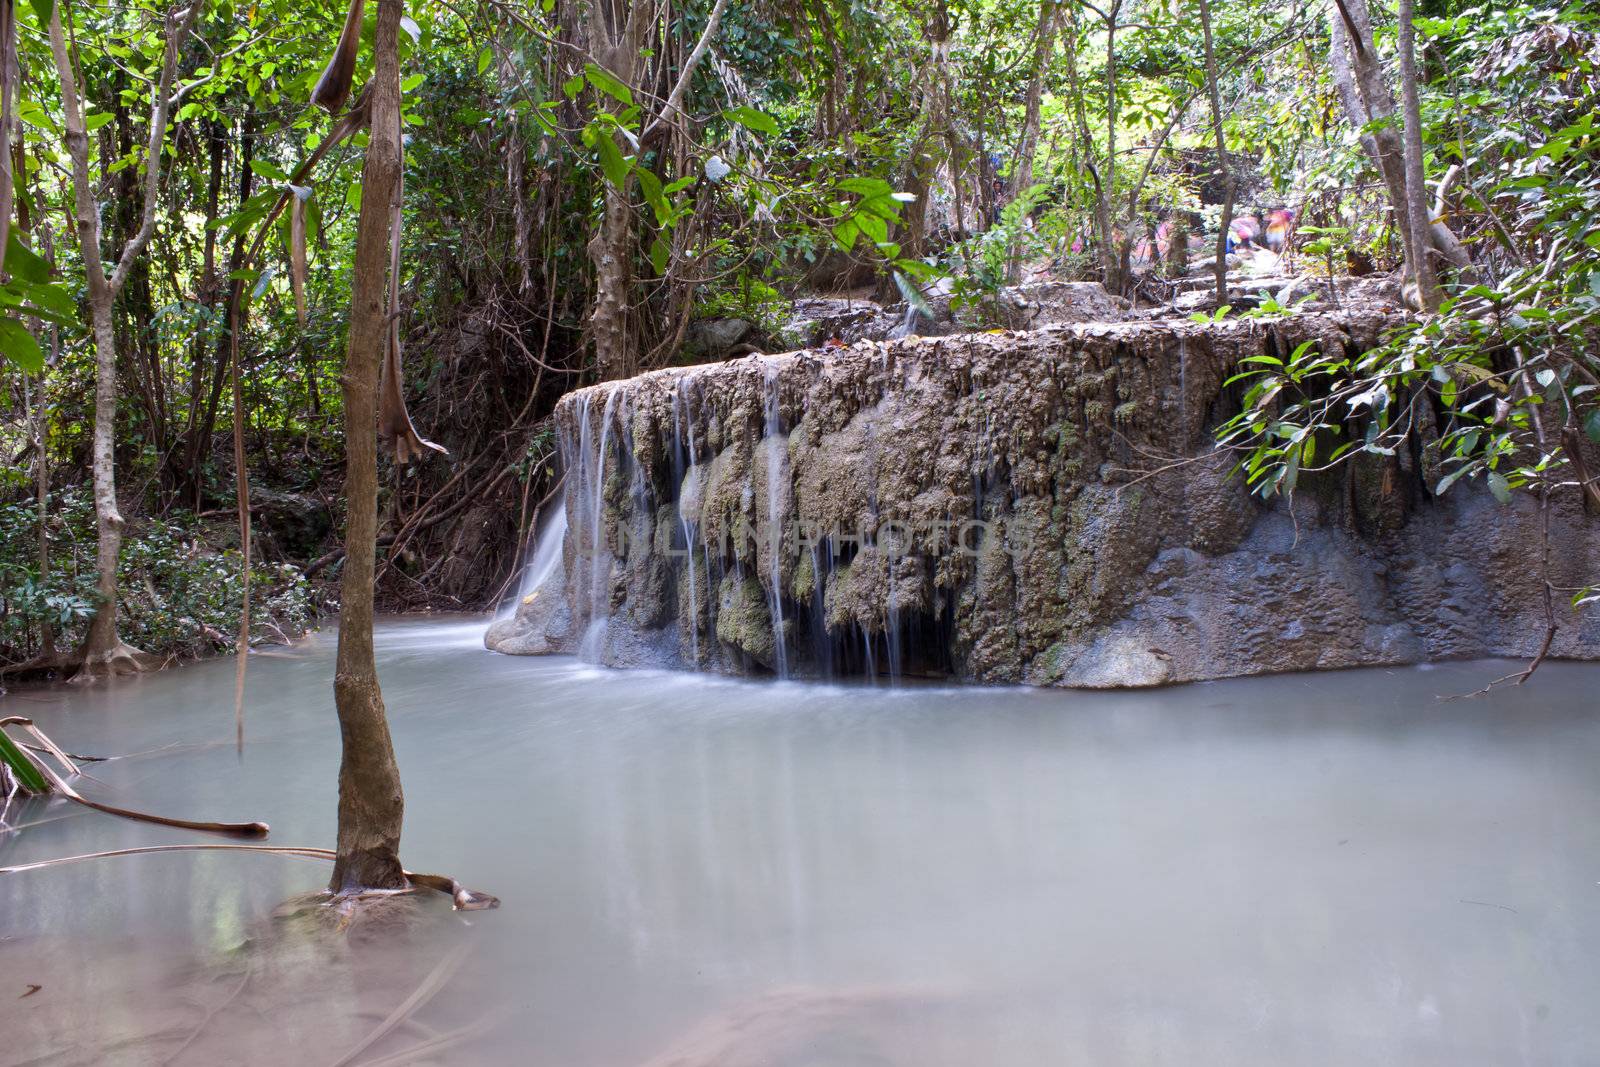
[762,362,790,678]
[577,386,621,661]
[494,489,570,622]
[672,377,701,666]
[1178,335,1189,439]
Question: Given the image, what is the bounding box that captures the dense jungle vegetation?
[0,0,1596,677]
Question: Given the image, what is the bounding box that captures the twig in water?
[161,964,252,1066]
[342,1011,508,1067]
[0,843,499,911]
[326,941,474,1067]
[1459,898,1518,914]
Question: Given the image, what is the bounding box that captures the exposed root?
[69,641,165,683]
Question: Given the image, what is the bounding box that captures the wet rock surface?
[488,310,1600,686]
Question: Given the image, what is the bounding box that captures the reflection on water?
[2,618,1599,1065]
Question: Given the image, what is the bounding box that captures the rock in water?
[487,313,1600,687]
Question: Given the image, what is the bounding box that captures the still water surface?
[2,619,1598,1065]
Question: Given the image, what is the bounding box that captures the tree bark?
[1061,9,1117,291]
[1007,0,1058,283]
[1328,0,1468,282]
[331,0,407,894]
[48,0,198,677]
[1396,0,1440,309]
[1197,0,1231,305]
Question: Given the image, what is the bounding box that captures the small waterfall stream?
[762,361,791,678]
[495,491,569,623]
[672,376,702,666]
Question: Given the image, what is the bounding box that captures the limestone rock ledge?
[486,313,1600,687]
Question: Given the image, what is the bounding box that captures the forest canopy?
[0,0,1596,674]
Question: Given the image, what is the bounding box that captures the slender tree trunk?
[1196,0,1231,304]
[1007,0,1057,283]
[331,0,408,894]
[48,0,198,677]
[1396,0,1440,309]
[1328,0,1468,281]
[1062,10,1117,290]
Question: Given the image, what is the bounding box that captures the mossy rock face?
[716,571,779,669]
[488,310,1600,686]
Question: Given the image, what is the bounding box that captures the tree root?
[69,641,165,682]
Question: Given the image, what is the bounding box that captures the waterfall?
[762,362,790,678]
[672,377,701,666]
[1178,335,1189,440]
[494,489,569,622]
[577,385,621,661]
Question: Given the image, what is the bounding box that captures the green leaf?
[856,211,888,246]
[593,131,631,189]
[832,218,859,251]
[401,73,424,92]
[584,63,633,106]
[250,159,290,182]
[1583,409,1600,444]
[1486,470,1511,504]
[0,729,47,793]
[0,315,45,373]
[649,235,670,276]
[477,48,493,76]
[636,168,668,226]
[562,74,585,99]
[837,176,894,198]
[722,106,779,136]
[6,234,50,284]
[20,281,76,321]
[1434,466,1470,495]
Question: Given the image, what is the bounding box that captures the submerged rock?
[488,313,1600,687]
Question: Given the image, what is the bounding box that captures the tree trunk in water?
[1197,0,1230,305]
[331,0,407,894]
[81,307,139,669]
[1396,0,1440,309]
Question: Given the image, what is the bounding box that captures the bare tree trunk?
[1007,0,1058,283]
[585,0,649,381]
[1396,0,1440,309]
[1197,0,1231,305]
[331,0,407,894]
[48,0,199,678]
[1061,12,1116,288]
[1328,0,1468,281]
[1102,0,1122,290]
[589,184,635,380]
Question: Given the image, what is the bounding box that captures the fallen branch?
[0,842,499,911]
[0,717,268,836]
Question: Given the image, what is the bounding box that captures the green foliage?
[0,728,47,793]
[0,490,313,667]
[1218,1,1600,519]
